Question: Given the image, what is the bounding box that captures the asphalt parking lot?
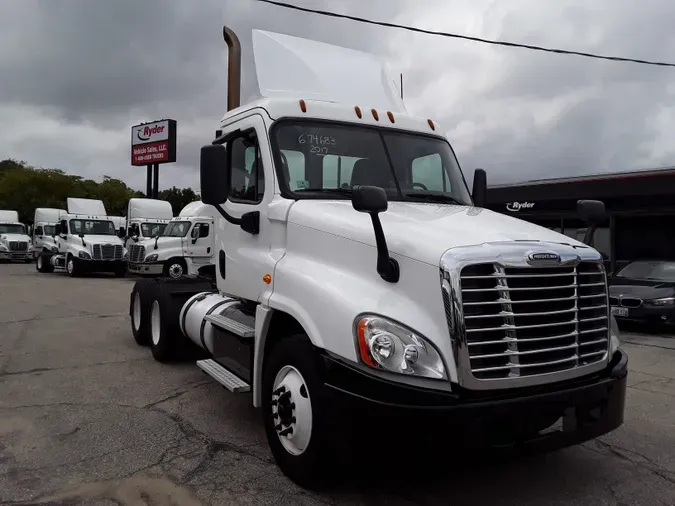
[1,263,675,505]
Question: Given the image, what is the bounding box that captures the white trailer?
[127,200,214,278]
[128,27,627,488]
[36,198,128,277]
[0,210,32,263]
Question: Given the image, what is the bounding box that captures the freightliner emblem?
[527,252,561,265]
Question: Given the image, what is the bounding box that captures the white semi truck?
[33,208,66,257]
[36,198,128,277]
[0,210,33,263]
[128,27,627,487]
[123,198,173,253]
[127,200,214,279]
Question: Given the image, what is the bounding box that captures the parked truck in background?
[36,198,128,277]
[33,208,66,257]
[123,197,173,252]
[0,210,33,263]
[108,216,127,239]
[127,200,214,279]
[128,27,627,487]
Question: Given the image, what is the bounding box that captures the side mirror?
[351,185,399,283]
[132,235,139,242]
[117,227,125,239]
[55,224,62,236]
[200,144,230,206]
[190,226,200,244]
[472,168,487,208]
[577,199,606,246]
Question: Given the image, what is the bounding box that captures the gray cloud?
[1,0,674,191]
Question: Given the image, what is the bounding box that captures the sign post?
[131,119,177,197]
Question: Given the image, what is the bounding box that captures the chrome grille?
[128,244,145,263]
[9,241,28,252]
[460,261,609,381]
[92,244,123,260]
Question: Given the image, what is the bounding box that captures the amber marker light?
[387,111,395,123]
[299,99,307,113]
[263,274,272,284]
[371,109,379,121]
[428,119,436,130]
[354,106,363,118]
[356,318,377,367]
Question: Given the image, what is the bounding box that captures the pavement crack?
[1,313,128,325]
[142,381,211,409]
[0,357,153,378]
[591,439,675,483]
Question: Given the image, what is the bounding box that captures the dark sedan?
[609,260,675,325]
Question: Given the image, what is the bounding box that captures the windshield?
[69,219,116,236]
[616,261,675,282]
[162,221,190,237]
[0,224,26,234]
[43,225,56,236]
[271,120,472,204]
[141,223,167,238]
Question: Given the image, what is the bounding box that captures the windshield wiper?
[297,188,352,194]
[404,192,463,205]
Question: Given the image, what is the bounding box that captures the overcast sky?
[2,0,675,191]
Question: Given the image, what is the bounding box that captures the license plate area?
[611,306,628,317]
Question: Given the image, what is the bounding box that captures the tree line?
[0,159,200,224]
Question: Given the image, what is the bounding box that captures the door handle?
[219,250,226,279]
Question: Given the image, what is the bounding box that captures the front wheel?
[66,255,80,277]
[262,336,336,489]
[163,258,186,279]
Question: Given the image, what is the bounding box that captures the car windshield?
[43,225,56,236]
[0,224,26,234]
[69,219,116,236]
[615,261,675,282]
[141,223,167,238]
[162,221,190,237]
[271,120,473,205]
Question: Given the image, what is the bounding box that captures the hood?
[609,278,675,300]
[287,201,587,265]
[138,236,183,250]
[78,235,124,245]
[0,233,31,242]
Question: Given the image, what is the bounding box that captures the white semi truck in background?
[123,198,173,253]
[127,200,214,278]
[33,208,66,257]
[0,210,33,263]
[36,198,128,277]
[128,27,627,487]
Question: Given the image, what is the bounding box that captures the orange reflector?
[299,99,307,113]
[427,119,435,130]
[354,106,362,119]
[356,318,377,367]
[372,109,379,121]
[387,111,395,123]
[263,274,272,284]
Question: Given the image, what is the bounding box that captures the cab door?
[187,221,213,264]
[215,113,275,302]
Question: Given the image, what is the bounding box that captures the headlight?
[146,254,158,262]
[610,314,621,355]
[649,297,675,306]
[51,246,59,252]
[78,251,91,259]
[354,315,446,379]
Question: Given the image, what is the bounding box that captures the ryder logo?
[506,201,535,212]
[136,124,165,142]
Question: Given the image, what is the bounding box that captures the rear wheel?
[36,254,54,273]
[130,279,156,346]
[147,280,193,362]
[262,335,336,489]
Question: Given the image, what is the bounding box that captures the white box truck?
[0,210,33,263]
[36,198,128,277]
[124,198,173,253]
[127,200,214,278]
[128,27,627,487]
[33,208,66,257]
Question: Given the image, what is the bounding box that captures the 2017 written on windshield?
[298,133,336,155]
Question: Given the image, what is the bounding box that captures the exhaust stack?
[223,26,241,112]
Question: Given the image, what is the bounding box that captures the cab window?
[229,131,265,203]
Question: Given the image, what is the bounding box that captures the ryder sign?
[131,119,177,166]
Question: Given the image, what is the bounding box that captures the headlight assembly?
[146,254,158,262]
[354,315,446,380]
[78,251,91,259]
[649,297,675,307]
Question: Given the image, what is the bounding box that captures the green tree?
[158,186,200,214]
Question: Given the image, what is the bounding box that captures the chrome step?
[197,359,250,393]
[204,314,255,338]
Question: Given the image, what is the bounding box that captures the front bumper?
[0,251,32,261]
[127,261,163,276]
[322,350,628,452]
[612,304,675,324]
[77,259,126,272]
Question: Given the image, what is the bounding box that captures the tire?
[163,258,187,279]
[66,255,80,277]
[130,279,156,346]
[262,335,336,489]
[148,281,192,362]
[36,254,54,273]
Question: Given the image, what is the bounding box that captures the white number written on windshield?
[298,133,336,156]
